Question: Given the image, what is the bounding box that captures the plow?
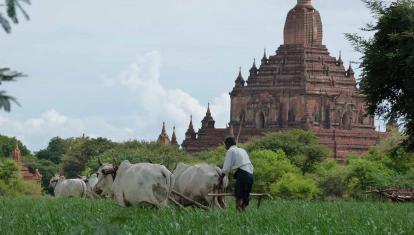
[169,190,273,210]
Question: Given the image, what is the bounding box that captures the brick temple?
[12,144,42,184]
[181,0,384,162]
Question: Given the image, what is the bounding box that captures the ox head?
[49,174,65,189]
[93,156,119,197]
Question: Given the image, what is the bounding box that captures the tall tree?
[0,68,23,111]
[0,0,30,112]
[346,0,414,149]
[0,0,31,33]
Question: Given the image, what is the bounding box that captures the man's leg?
[236,198,244,212]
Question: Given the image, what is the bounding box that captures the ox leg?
[206,195,221,209]
[114,192,127,207]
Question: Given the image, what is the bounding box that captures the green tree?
[250,150,300,192]
[23,156,58,193]
[35,137,69,164]
[0,0,31,33]
[346,157,394,198]
[0,158,41,196]
[0,134,30,158]
[270,173,320,200]
[0,0,31,112]
[0,68,24,112]
[246,130,329,174]
[0,158,19,183]
[365,126,414,174]
[88,141,191,172]
[312,159,348,198]
[346,0,414,149]
[61,137,115,178]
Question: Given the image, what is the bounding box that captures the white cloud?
[0,110,136,151]
[111,51,230,143]
[0,52,230,151]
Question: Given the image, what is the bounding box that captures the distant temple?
[181,0,384,162]
[157,122,179,147]
[12,144,42,184]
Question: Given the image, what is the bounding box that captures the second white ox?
[93,160,174,207]
[79,174,100,198]
[173,163,228,208]
[49,175,88,198]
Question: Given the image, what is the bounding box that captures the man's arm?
[219,150,233,187]
[221,150,233,175]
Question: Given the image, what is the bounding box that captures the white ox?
[49,175,88,198]
[173,163,228,208]
[93,160,174,207]
[79,174,99,198]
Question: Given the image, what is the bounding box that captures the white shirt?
[222,146,254,175]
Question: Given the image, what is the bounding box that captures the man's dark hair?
[224,136,237,148]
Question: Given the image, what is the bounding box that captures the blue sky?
[0,0,391,151]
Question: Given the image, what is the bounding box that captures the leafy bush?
[0,159,41,196]
[346,157,394,198]
[192,145,227,166]
[88,141,192,172]
[0,159,19,182]
[250,150,300,192]
[270,173,320,200]
[246,130,329,174]
[312,159,348,198]
[24,156,58,194]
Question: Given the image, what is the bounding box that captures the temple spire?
[346,61,355,77]
[171,126,179,147]
[261,48,268,65]
[157,122,170,145]
[337,51,343,65]
[202,103,216,129]
[250,58,258,76]
[235,67,245,87]
[185,115,196,140]
[207,103,211,115]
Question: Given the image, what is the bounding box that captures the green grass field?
[1,197,413,235]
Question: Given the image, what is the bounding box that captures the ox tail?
[169,171,175,196]
[166,168,174,195]
[81,180,87,198]
[161,167,174,197]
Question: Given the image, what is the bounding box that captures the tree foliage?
[0,134,30,158]
[245,130,329,174]
[61,137,115,178]
[23,156,58,193]
[346,0,414,149]
[270,173,320,200]
[0,68,24,112]
[312,159,348,198]
[0,0,31,33]
[249,150,300,193]
[0,0,31,112]
[0,158,41,196]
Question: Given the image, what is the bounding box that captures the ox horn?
[112,153,119,169]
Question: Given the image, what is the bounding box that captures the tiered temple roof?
[181,0,385,162]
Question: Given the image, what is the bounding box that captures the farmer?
[219,136,254,212]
